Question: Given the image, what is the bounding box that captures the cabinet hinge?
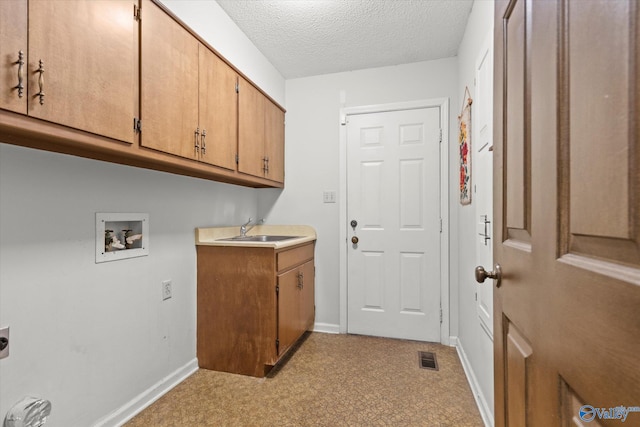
[235,153,239,164]
[275,284,279,295]
[133,5,141,21]
[275,339,280,352]
[133,118,142,133]
[235,82,239,93]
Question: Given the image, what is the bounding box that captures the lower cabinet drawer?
[277,243,314,272]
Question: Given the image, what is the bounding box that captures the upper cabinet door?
[238,78,266,178]
[0,0,27,114]
[141,0,199,159]
[198,45,237,170]
[27,0,137,144]
[264,100,285,183]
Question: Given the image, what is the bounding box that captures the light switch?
[323,191,337,203]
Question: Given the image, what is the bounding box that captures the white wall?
[454,0,495,424]
[160,0,285,106]
[0,2,284,425]
[258,58,458,329]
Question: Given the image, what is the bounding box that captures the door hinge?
[439,128,442,143]
[440,308,443,324]
[235,82,239,93]
[133,5,141,21]
[439,218,442,233]
[133,117,142,133]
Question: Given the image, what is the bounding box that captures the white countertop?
[195,225,316,249]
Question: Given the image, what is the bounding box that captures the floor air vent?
[418,351,438,371]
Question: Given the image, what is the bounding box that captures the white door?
[474,36,494,336]
[347,107,441,341]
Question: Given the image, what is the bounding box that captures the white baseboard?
[312,322,340,334]
[451,336,494,427]
[93,358,199,427]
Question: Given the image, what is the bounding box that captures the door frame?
[338,98,450,344]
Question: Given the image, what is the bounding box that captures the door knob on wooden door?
[475,264,502,288]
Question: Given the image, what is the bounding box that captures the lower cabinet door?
[299,261,315,331]
[277,260,315,357]
[277,267,301,356]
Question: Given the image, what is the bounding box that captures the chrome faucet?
[240,217,264,237]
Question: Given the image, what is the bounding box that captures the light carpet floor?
[125,332,483,426]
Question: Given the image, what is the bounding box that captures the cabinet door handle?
[14,50,24,98]
[297,271,304,289]
[201,129,206,154]
[194,128,200,153]
[35,59,45,105]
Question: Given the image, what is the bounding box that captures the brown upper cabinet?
[1,0,137,144]
[0,0,27,114]
[140,1,238,171]
[238,78,285,183]
[0,0,284,188]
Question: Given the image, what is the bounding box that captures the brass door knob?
[351,236,359,244]
[475,264,502,288]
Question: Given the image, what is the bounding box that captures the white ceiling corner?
[216,0,475,79]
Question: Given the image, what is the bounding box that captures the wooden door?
[264,100,285,183]
[238,78,265,178]
[491,0,640,425]
[141,0,198,159]
[347,107,442,342]
[0,0,27,114]
[28,0,136,144]
[198,44,237,170]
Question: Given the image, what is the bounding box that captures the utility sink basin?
[217,235,301,242]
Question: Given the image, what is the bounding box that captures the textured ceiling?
[216,0,474,79]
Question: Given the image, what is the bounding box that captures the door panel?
[504,318,532,427]
[567,1,630,240]
[299,261,315,331]
[277,268,299,356]
[265,100,285,183]
[141,0,198,158]
[28,0,136,144]
[347,107,441,342]
[238,78,265,178]
[493,1,640,426]
[198,44,237,170]
[504,0,531,244]
[0,0,27,114]
[560,0,640,268]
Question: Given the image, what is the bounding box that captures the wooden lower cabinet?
[196,242,315,377]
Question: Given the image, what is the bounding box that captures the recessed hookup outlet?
[162,280,172,300]
[0,326,9,359]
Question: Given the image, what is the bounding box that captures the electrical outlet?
[162,280,172,300]
[0,326,9,359]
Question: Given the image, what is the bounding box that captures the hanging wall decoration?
[458,86,473,205]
